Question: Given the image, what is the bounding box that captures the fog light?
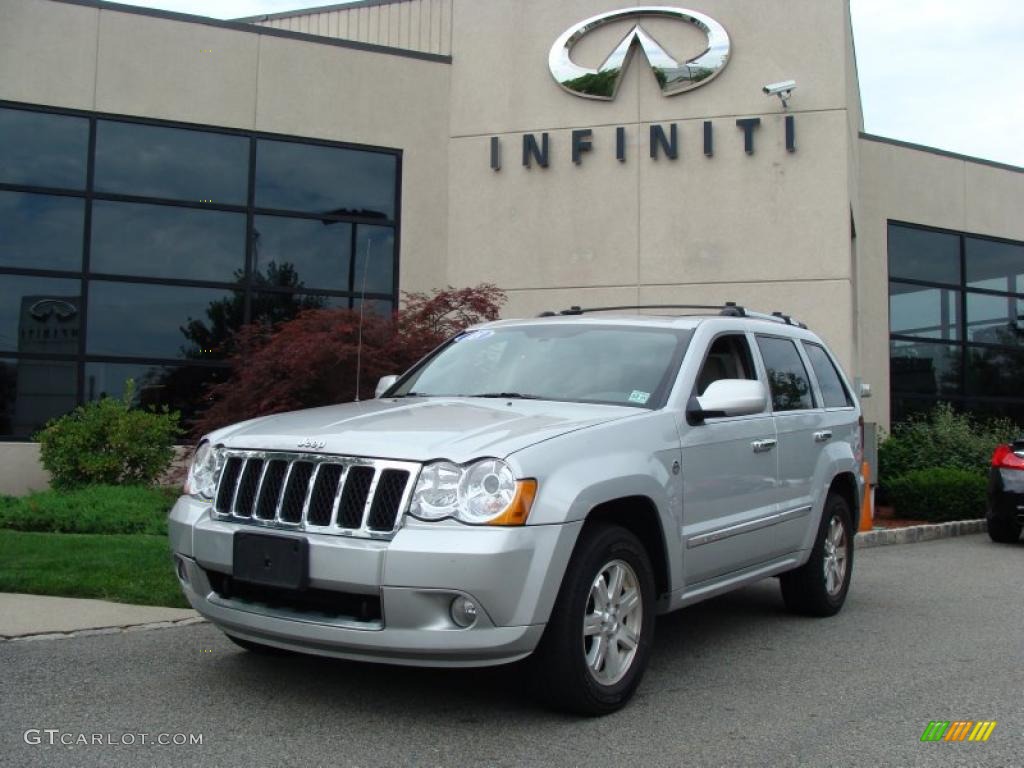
[450,596,478,628]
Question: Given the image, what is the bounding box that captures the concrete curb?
[854,519,987,549]
[1,615,206,643]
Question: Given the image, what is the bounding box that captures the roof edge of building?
[47,0,451,64]
[859,132,1022,174]
[234,0,405,24]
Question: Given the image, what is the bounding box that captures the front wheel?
[531,524,655,716]
[780,492,854,617]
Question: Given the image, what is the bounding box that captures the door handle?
[751,439,777,453]
[814,430,833,443]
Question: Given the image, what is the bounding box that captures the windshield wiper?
[470,392,547,400]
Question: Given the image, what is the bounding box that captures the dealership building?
[1,0,1022,492]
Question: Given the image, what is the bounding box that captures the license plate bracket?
[232,531,308,590]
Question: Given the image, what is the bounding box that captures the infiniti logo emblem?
[297,438,326,450]
[549,6,731,100]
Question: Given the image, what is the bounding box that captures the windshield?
[391,324,692,408]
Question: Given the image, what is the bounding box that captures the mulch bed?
[871,505,930,529]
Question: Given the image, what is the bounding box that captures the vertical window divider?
[77,117,98,405]
[958,233,968,401]
[348,223,358,310]
[243,137,257,326]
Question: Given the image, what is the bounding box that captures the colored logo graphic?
[548,7,730,100]
[920,721,997,742]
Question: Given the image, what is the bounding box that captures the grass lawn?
[0,529,188,608]
[0,484,176,535]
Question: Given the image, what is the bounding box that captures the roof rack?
[536,302,808,328]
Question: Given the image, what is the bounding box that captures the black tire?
[780,492,854,617]
[224,633,292,655]
[531,523,656,716]
[987,512,1022,544]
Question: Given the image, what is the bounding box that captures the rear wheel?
[780,492,854,617]
[531,524,655,715]
[987,512,1022,543]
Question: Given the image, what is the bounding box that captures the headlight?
[409,458,536,526]
[184,440,223,500]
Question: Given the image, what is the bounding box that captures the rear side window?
[756,336,814,411]
[803,342,854,408]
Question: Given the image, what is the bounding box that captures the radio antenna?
[353,239,372,402]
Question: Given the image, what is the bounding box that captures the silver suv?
[172,304,862,714]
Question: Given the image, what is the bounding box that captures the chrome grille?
[213,451,419,538]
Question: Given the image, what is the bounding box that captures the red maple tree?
[191,284,505,436]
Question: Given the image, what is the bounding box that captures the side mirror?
[688,379,766,423]
[375,375,399,398]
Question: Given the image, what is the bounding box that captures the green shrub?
[878,403,1019,483]
[885,467,987,522]
[0,484,175,535]
[35,380,182,489]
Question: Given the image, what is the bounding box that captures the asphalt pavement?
[2,534,1022,768]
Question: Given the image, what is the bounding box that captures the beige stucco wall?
[0,0,452,296]
[0,443,50,496]
[856,137,1024,427]
[446,0,860,375]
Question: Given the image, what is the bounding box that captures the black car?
[988,437,1024,543]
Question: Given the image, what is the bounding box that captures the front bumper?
[169,497,581,667]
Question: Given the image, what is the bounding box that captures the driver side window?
[697,334,757,395]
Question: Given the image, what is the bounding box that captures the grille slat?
[212,451,415,538]
[339,466,374,529]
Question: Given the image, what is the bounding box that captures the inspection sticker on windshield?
[454,329,494,343]
[628,390,650,404]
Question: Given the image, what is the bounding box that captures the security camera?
[763,80,796,108]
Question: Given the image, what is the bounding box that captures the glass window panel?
[966,292,1023,347]
[966,346,1024,399]
[803,342,853,408]
[889,340,960,397]
[252,216,352,291]
[90,200,245,282]
[0,276,82,354]
[255,140,397,220]
[250,292,343,327]
[87,281,238,360]
[964,398,1024,427]
[84,362,228,427]
[0,191,84,271]
[887,224,960,285]
[888,282,960,340]
[352,298,394,316]
[0,357,77,438]
[0,108,88,189]
[756,336,814,411]
[94,120,249,205]
[965,237,1024,294]
[353,225,395,296]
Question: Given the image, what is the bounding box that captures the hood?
[208,397,639,463]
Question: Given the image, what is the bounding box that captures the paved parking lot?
[2,534,1021,768]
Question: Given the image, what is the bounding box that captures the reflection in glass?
[548,7,730,100]
[90,201,245,282]
[94,121,249,205]
[0,108,88,189]
[0,191,84,271]
[888,282,959,340]
[255,140,397,220]
[889,340,960,397]
[84,361,228,425]
[965,237,1024,293]
[966,346,1024,398]
[250,292,334,326]
[352,298,394,316]
[87,281,237,360]
[0,357,77,438]
[888,224,960,285]
[252,216,352,291]
[966,292,1023,347]
[803,343,853,408]
[354,226,395,296]
[756,336,813,411]
[0,275,82,355]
